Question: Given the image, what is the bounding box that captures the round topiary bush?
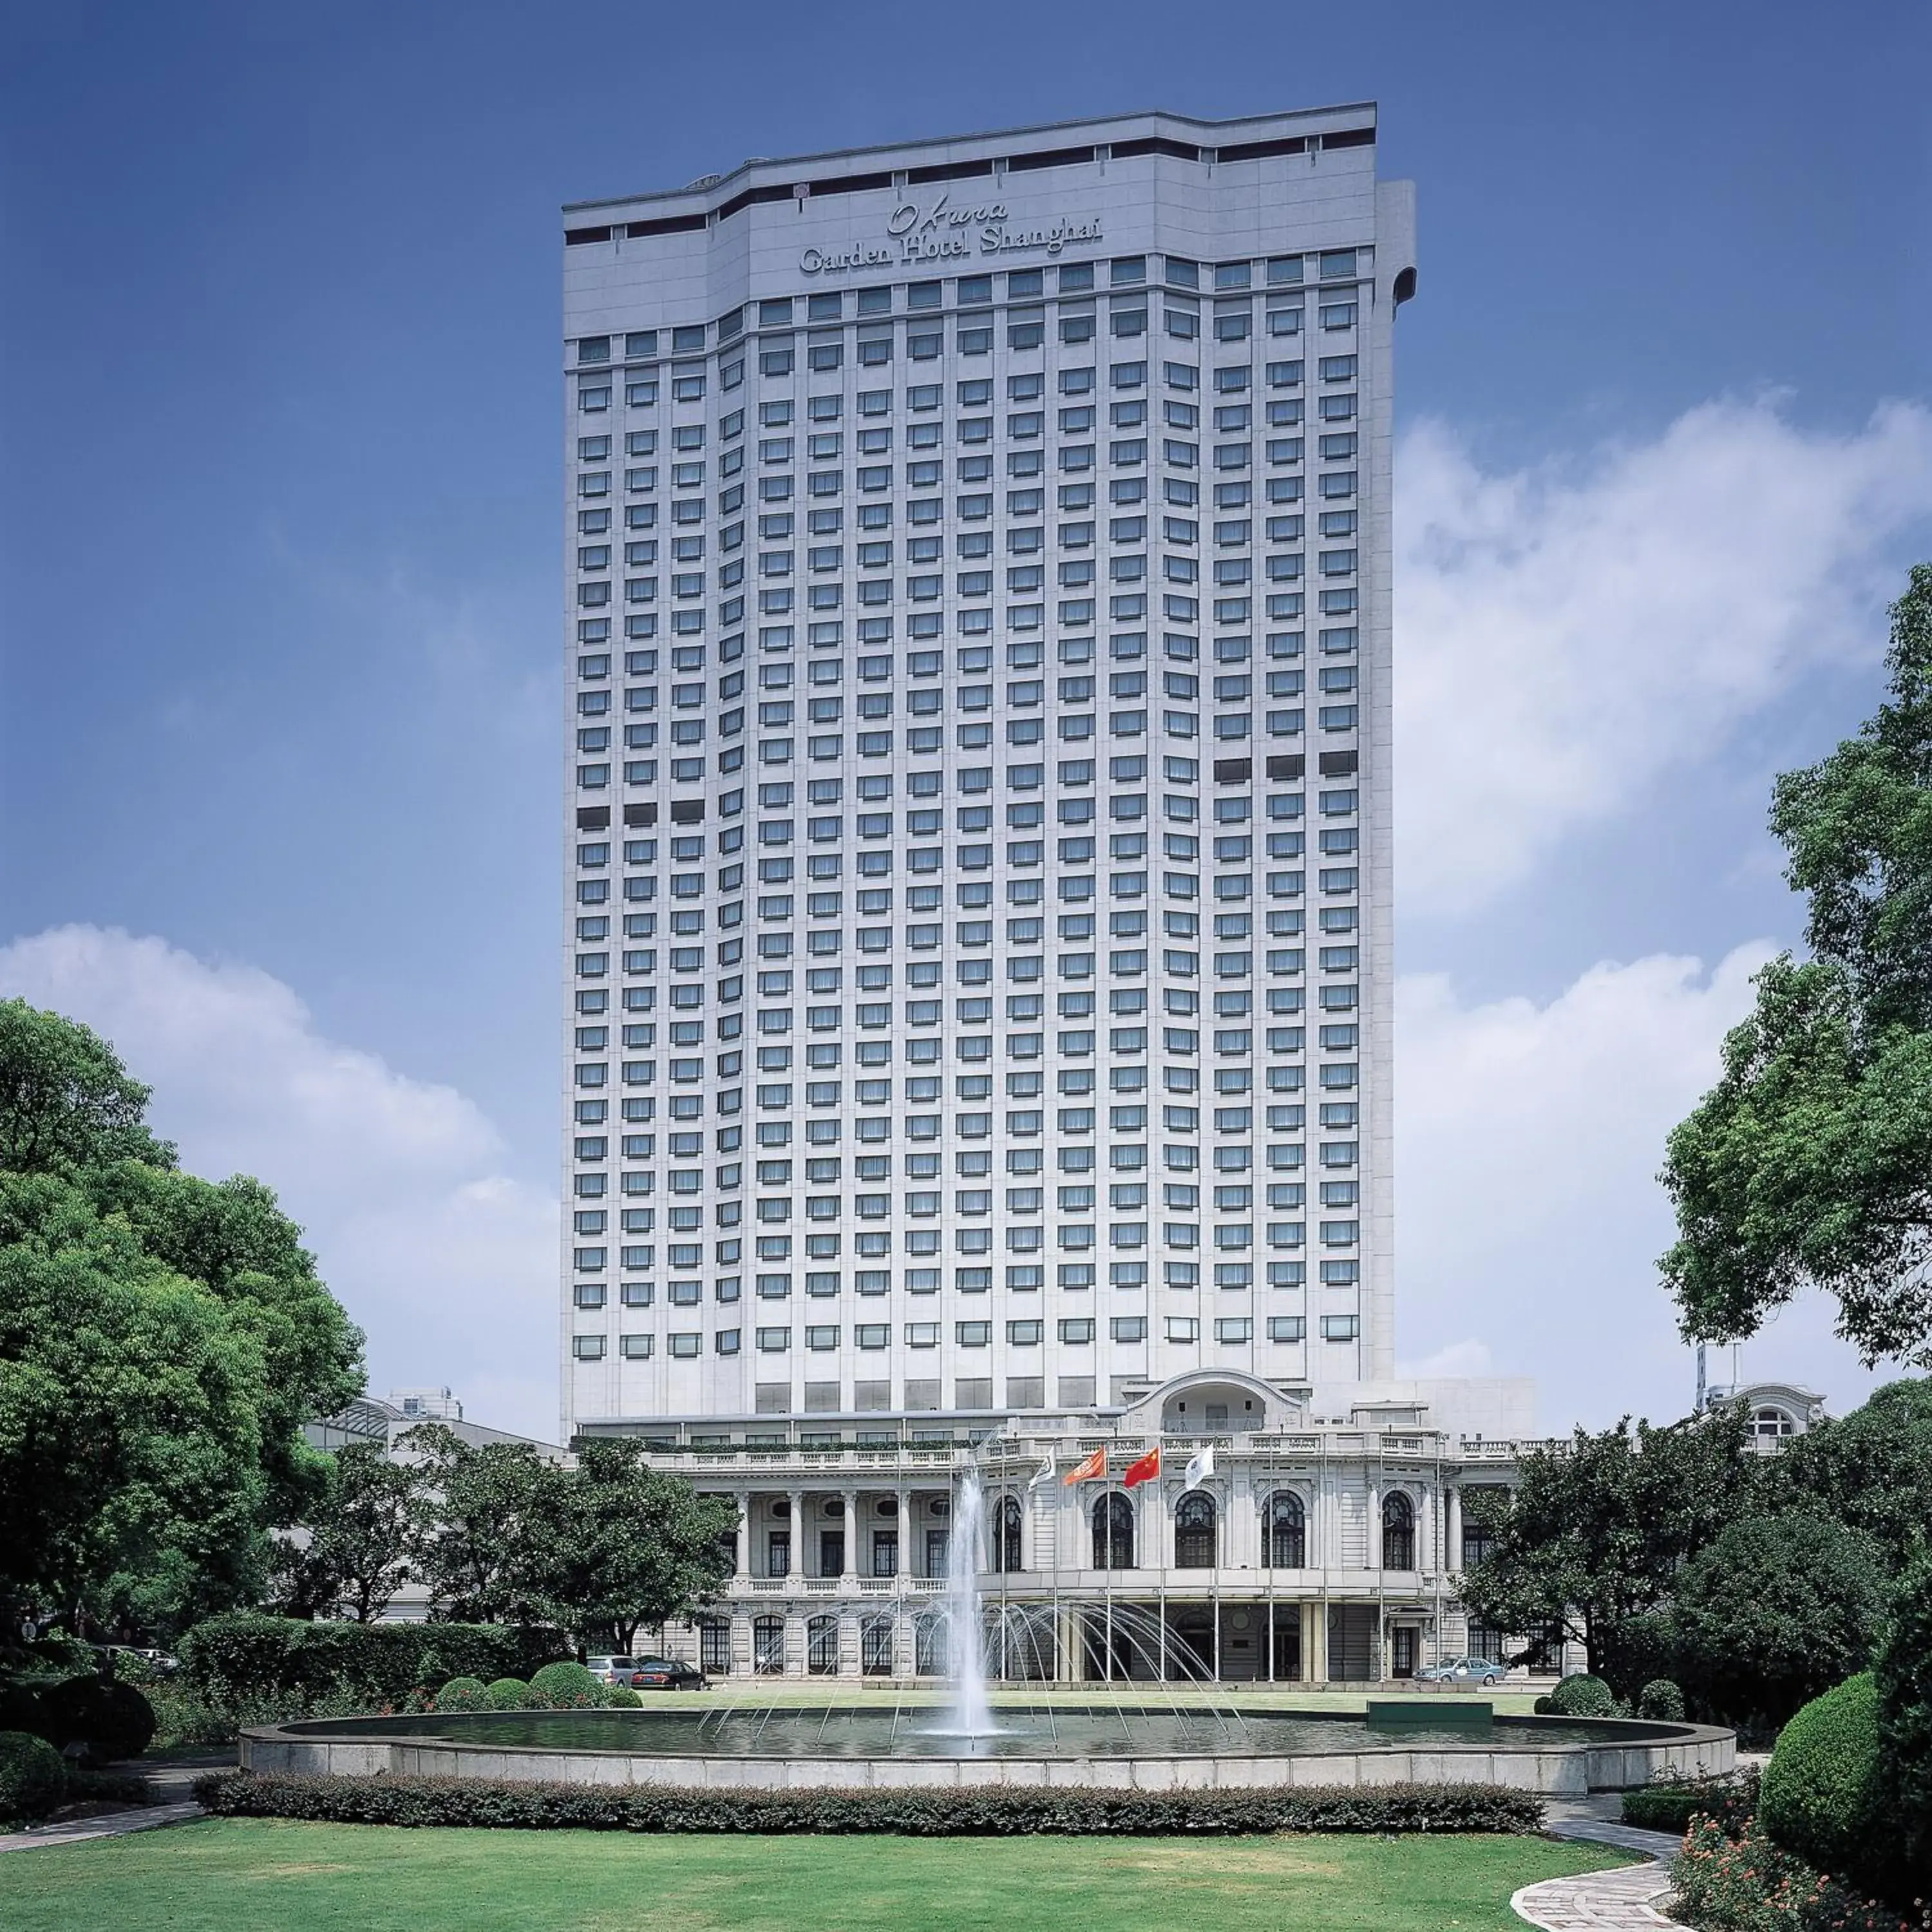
[605,1685,642,1709]
[1638,1679,1687,1722]
[483,1677,535,1710]
[1761,1672,1884,1881]
[0,1730,68,1820]
[433,1677,489,1713]
[1546,1674,1615,1718]
[527,1662,605,1710]
[40,1677,155,1762]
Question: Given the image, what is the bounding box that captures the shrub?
[484,1678,536,1710]
[1672,1813,1922,1932]
[1621,1767,1758,1837]
[177,1615,569,1712]
[1759,1674,1884,1886]
[434,1678,491,1713]
[1875,1549,1932,1889]
[527,1662,605,1710]
[605,1687,642,1709]
[1638,1679,1687,1722]
[194,1769,1546,1837]
[0,1732,68,1822]
[1545,1674,1615,1718]
[39,1677,156,1762]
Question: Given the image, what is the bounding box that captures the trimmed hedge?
[194,1769,1544,1837]
[1759,1672,1885,1883]
[484,1678,538,1710]
[606,1687,643,1709]
[433,1678,491,1713]
[0,1732,68,1821]
[1543,1674,1615,1718]
[1620,1768,1757,1836]
[178,1615,568,1709]
[1636,1680,1687,1723]
[529,1662,605,1710]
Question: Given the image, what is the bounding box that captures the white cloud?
[1396,399,1932,914]
[0,926,561,1444]
[1396,944,1890,1431]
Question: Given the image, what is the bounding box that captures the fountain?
[243,1457,1733,1795]
[934,1471,996,1738]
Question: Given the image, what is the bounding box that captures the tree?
[1662,565,1932,1365]
[1457,1406,1763,1686]
[275,1445,425,1624]
[0,1002,365,1636]
[1875,1553,1932,1888]
[1669,1511,1886,1730]
[1782,1378,1932,1575]
[0,998,170,1174]
[404,1424,560,1625]
[527,1439,737,1651]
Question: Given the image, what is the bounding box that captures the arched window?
[1092,1492,1134,1569]
[1381,1490,1415,1571]
[1264,1490,1306,1568]
[1175,1492,1217,1569]
[1754,1406,1795,1441]
[993,1495,1024,1573]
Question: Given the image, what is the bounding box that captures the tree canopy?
[1457,1406,1763,1683]
[0,999,365,1636]
[1662,564,1932,1363]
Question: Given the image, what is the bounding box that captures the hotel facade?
[555,107,1542,1680]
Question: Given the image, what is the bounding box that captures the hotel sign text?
[799,190,1103,276]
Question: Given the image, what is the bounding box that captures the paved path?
[0,1800,204,1854]
[1511,1807,1683,1930]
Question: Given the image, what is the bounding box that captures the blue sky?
[4,0,1929,1440]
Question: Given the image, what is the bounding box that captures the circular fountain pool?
[244,1701,1733,1795]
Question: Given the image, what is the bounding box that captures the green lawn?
[0,1817,1633,1932]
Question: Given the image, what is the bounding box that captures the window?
[1091,1492,1134,1569]
[992,1495,1023,1573]
[1173,1491,1216,1567]
[1264,1490,1306,1567]
[1382,1490,1416,1570]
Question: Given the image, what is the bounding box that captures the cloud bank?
[0,925,560,1443]
[1396,399,1932,914]
[1395,942,1887,1430]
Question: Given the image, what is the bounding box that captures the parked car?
[584,1655,641,1685]
[1416,1655,1508,1687]
[631,1658,708,1691]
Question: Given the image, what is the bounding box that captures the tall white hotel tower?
[560,106,1414,1446]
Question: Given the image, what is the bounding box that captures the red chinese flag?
[1064,1445,1107,1486]
[1122,1445,1161,1488]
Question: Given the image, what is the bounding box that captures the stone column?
[1446,1486,1462,1573]
[788,1487,806,1578]
[841,1488,859,1578]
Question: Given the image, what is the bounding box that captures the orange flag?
[1064,1444,1106,1486]
[1122,1444,1161,1488]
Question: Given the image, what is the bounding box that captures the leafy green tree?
[1875,1552,1932,1886]
[1669,1511,1886,1730]
[275,1444,426,1624]
[1782,1378,1932,1575]
[1458,1406,1763,1685]
[527,1439,737,1652]
[1662,565,1932,1364]
[404,1424,560,1625]
[0,1001,365,1636]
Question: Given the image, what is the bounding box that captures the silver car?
[1416,1654,1506,1687]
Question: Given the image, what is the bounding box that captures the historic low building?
[603,1366,1553,1681]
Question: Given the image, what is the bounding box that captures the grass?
[0,1817,1634,1932]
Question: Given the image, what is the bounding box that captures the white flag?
[1182,1443,1216,1492]
[1028,1456,1056,1491]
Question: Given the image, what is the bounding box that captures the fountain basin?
[242,1703,1732,1796]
